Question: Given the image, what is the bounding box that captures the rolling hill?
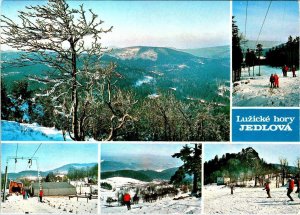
[2,46,230,103]
[4,162,97,180]
[101,167,179,182]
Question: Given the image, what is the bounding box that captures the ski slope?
[233,66,299,107]
[204,185,300,214]
[101,177,201,214]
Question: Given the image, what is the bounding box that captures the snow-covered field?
[101,177,201,214]
[233,66,299,106]
[204,185,300,214]
[1,195,98,214]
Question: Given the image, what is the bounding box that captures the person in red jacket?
[274,73,279,88]
[287,178,294,201]
[123,193,131,210]
[284,65,289,77]
[39,189,44,203]
[263,181,271,198]
[22,189,26,200]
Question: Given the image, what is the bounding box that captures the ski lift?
[28,159,32,168]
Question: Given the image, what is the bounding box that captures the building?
[30,182,76,196]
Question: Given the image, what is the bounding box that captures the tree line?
[232,15,299,82]
[265,36,299,68]
[204,147,300,186]
[44,164,98,182]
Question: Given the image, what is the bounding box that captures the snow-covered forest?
[1,0,229,141]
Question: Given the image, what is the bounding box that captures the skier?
[287,178,294,201]
[22,189,26,200]
[291,65,296,77]
[274,74,279,88]
[229,184,235,195]
[123,193,131,210]
[269,74,275,88]
[263,181,271,198]
[39,188,44,203]
[282,65,285,77]
[295,177,299,193]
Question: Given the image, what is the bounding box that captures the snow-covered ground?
[1,194,98,214]
[101,177,201,214]
[1,120,72,141]
[1,120,94,141]
[233,66,299,106]
[204,185,300,214]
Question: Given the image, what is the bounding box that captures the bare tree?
[295,157,300,175]
[279,157,288,186]
[1,0,135,140]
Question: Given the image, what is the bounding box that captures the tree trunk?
[192,172,198,194]
[192,144,200,195]
[70,41,80,140]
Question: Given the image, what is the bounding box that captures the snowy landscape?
[204,145,300,215]
[101,144,202,214]
[1,120,71,141]
[233,66,299,106]
[1,194,98,214]
[101,177,201,214]
[204,184,300,214]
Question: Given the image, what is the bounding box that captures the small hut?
[31,182,76,196]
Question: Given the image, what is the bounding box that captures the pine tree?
[232,16,243,82]
[256,44,263,76]
[171,144,202,196]
[1,79,13,120]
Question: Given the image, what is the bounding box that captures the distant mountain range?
[5,162,97,180]
[101,154,182,172]
[180,45,230,59]
[101,167,180,182]
[2,45,230,103]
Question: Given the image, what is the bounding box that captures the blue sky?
[204,144,300,166]
[101,143,194,157]
[1,1,230,49]
[233,1,299,43]
[1,143,98,172]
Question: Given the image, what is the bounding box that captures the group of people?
[282,65,297,77]
[22,188,44,203]
[263,178,300,201]
[269,65,297,88]
[269,73,279,88]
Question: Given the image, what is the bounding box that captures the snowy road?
[204,185,300,214]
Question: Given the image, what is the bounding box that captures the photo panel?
[1,0,230,142]
[100,143,202,214]
[232,1,299,107]
[203,143,300,214]
[231,1,300,142]
[0,143,99,214]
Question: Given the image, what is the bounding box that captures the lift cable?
[30,143,42,160]
[255,1,272,46]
